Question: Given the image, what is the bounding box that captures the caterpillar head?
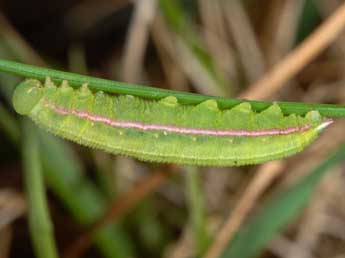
[12,79,44,115]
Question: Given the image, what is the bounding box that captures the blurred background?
[1,0,345,258]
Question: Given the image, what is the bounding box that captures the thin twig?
[203,161,285,258]
[0,190,26,258]
[265,0,305,65]
[223,1,266,83]
[2,59,345,117]
[240,2,345,100]
[151,15,191,92]
[0,190,26,229]
[199,0,237,83]
[121,0,157,83]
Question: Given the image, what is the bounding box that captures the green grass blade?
[39,131,134,258]
[296,0,321,43]
[22,119,59,258]
[0,59,345,117]
[131,201,169,257]
[185,166,210,256]
[219,144,345,258]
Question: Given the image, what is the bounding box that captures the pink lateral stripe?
[45,102,317,137]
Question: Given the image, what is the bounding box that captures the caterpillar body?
[12,78,332,167]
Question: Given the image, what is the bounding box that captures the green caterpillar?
[12,78,332,167]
